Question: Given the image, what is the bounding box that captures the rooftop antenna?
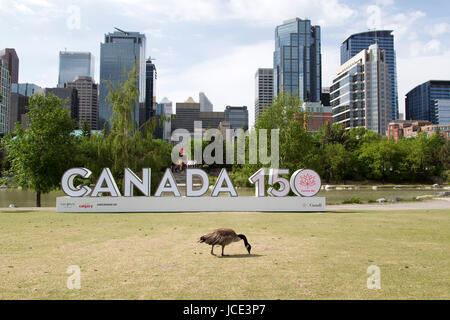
[114,27,129,35]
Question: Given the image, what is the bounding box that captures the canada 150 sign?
[57,168,325,212]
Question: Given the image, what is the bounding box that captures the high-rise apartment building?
[199,92,213,112]
[0,48,19,84]
[0,59,11,134]
[99,29,146,129]
[405,80,450,124]
[273,18,321,102]
[330,43,392,135]
[224,105,248,131]
[341,30,398,120]
[66,76,99,130]
[254,68,273,121]
[58,51,94,88]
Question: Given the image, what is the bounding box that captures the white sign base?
[56,196,326,213]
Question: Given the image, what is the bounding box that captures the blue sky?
[1,0,449,126]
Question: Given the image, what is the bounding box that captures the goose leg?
[211,245,216,255]
[221,245,228,257]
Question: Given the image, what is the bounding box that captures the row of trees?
[229,92,450,186]
[1,69,448,206]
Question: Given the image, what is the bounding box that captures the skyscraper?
[99,29,146,129]
[142,58,156,126]
[66,76,99,129]
[160,97,173,142]
[58,51,94,88]
[254,68,273,121]
[341,30,398,120]
[405,80,450,124]
[273,18,321,102]
[199,92,213,112]
[331,43,392,135]
[0,48,19,84]
[0,59,11,134]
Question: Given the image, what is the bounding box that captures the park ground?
[0,206,449,299]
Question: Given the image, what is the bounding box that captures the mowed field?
[0,209,449,299]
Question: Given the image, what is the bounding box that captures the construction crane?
[114,27,129,35]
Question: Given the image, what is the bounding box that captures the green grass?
[0,209,449,299]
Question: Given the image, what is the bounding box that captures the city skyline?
[1,0,450,127]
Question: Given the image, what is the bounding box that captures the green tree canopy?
[1,94,76,206]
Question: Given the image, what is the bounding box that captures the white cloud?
[1,0,61,19]
[105,0,356,27]
[375,0,394,6]
[144,28,163,39]
[410,39,443,57]
[13,2,34,14]
[426,22,450,37]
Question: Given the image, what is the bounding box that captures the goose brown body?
[199,228,251,256]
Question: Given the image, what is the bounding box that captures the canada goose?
[199,228,251,256]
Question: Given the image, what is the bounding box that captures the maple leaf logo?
[299,173,316,187]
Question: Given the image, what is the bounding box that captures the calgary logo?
[79,204,94,209]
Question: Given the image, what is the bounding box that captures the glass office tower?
[142,58,156,126]
[341,30,398,120]
[99,29,146,128]
[58,51,95,88]
[273,18,321,103]
[405,80,450,124]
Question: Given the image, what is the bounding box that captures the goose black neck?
[238,234,248,246]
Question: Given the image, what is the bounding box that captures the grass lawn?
[0,209,449,299]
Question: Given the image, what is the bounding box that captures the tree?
[321,143,350,182]
[79,64,172,192]
[255,91,317,171]
[1,94,76,206]
[81,119,91,137]
[358,138,401,182]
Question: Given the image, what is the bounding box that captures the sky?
[1,0,450,127]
